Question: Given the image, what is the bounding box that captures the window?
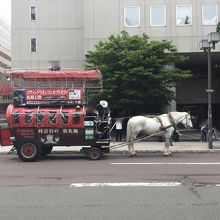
[124,6,140,27]
[30,6,37,21]
[31,38,37,53]
[24,112,33,124]
[176,5,192,26]
[61,112,69,124]
[48,112,57,124]
[13,112,20,124]
[150,5,166,26]
[37,111,44,123]
[202,4,218,25]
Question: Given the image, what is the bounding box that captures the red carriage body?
[0,70,110,161]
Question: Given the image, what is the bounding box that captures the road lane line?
[69,182,181,188]
[111,162,220,165]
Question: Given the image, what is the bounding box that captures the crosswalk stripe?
[111,162,220,165]
[69,182,181,187]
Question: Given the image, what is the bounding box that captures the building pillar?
[163,63,176,112]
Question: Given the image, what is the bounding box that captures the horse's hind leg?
[128,142,137,157]
[128,133,138,157]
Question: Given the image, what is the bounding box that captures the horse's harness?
[156,112,190,131]
[155,115,173,131]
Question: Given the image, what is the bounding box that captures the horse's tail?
[126,119,132,143]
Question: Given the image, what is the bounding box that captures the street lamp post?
[199,32,220,149]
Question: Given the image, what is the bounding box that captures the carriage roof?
[11,69,102,81]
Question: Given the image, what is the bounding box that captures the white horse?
[126,112,193,156]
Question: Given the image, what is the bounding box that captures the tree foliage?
[85,31,191,115]
[217,21,220,32]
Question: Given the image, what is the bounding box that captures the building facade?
[11,0,220,127]
[0,16,11,114]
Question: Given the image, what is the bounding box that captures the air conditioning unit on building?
[48,61,60,71]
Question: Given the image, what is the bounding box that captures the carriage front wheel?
[17,140,41,162]
[88,147,102,160]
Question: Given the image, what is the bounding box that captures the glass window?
[61,112,69,124]
[37,111,44,123]
[124,6,140,27]
[25,112,33,124]
[150,5,166,26]
[48,112,57,124]
[176,5,192,25]
[202,4,218,25]
[13,112,20,124]
[31,38,37,53]
[31,6,37,21]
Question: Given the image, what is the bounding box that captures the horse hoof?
[163,151,172,156]
[129,153,137,157]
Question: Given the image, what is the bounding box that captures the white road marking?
[111,162,220,165]
[69,182,181,188]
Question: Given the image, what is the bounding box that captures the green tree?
[217,21,220,32]
[85,31,191,115]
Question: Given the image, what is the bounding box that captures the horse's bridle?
[168,112,191,128]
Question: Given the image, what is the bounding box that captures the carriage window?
[61,112,68,124]
[37,111,44,123]
[73,114,80,124]
[13,112,20,123]
[24,112,33,124]
[48,111,57,124]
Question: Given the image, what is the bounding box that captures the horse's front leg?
[163,129,174,156]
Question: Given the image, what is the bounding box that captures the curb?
[1,149,220,156]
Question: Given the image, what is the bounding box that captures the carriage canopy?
[11,69,102,81]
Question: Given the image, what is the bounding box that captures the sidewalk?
[1,140,220,155]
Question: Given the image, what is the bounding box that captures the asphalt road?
[1,153,220,220]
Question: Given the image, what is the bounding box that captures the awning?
[11,69,102,81]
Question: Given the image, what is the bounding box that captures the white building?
[11,0,220,126]
[0,16,11,112]
[0,16,11,72]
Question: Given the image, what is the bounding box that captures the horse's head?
[170,111,193,129]
[181,112,193,129]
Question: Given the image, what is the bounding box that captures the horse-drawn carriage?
[0,69,111,161]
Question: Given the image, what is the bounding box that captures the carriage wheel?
[41,146,53,156]
[17,140,41,162]
[88,147,102,160]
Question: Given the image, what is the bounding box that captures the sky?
[0,0,11,23]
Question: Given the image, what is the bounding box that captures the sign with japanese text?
[25,88,82,101]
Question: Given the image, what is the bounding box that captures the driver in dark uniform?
[96,100,110,121]
[95,100,110,138]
